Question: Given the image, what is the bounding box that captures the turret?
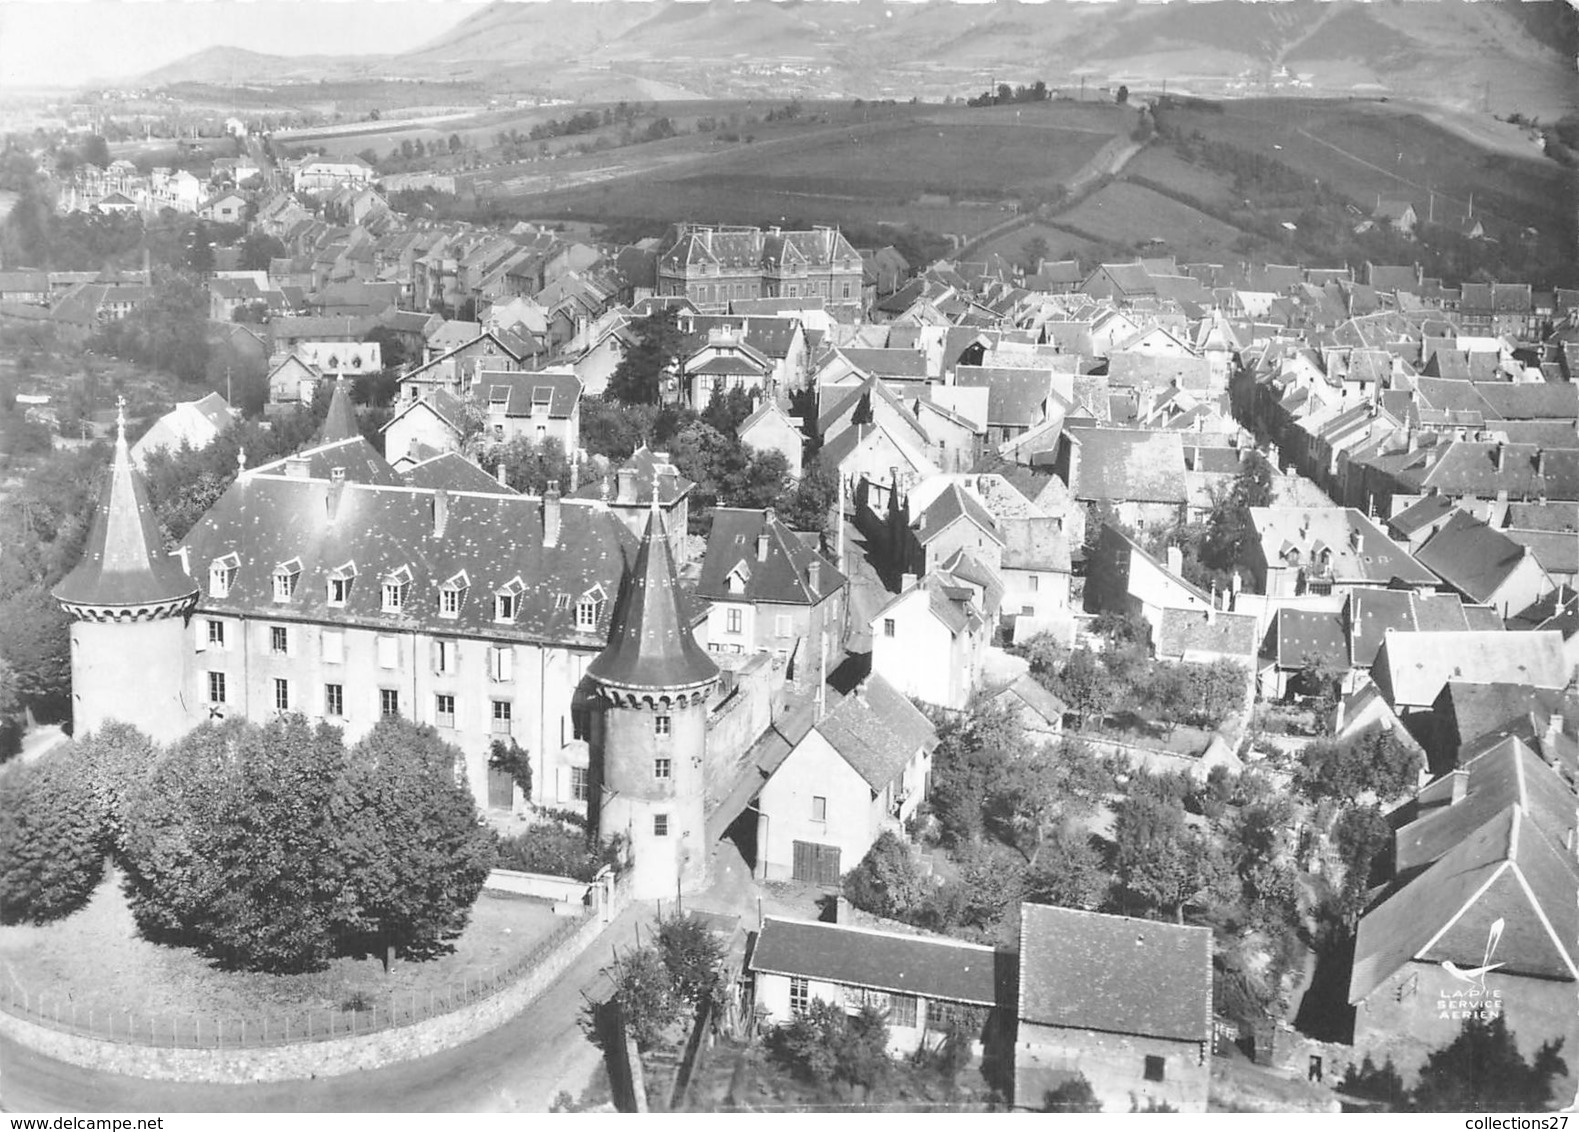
[587,499,719,899]
[52,401,199,743]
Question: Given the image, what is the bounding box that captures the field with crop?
[1155,97,1571,240]
[1124,146,1238,208]
[1060,180,1253,261]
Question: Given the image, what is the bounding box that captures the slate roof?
[53,419,200,609]
[1018,905,1211,1042]
[953,365,1058,427]
[1441,683,1575,756]
[1411,442,1579,501]
[695,508,844,607]
[1416,511,1539,604]
[1349,804,1579,1004]
[588,507,719,692]
[178,475,637,647]
[317,382,360,445]
[1273,608,1347,668]
[1000,517,1071,574]
[477,369,582,418]
[1105,353,1212,392]
[1377,630,1570,707]
[1387,493,1459,539]
[1157,608,1258,660]
[400,452,516,495]
[1251,506,1437,586]
[251,435,402,487]
[1069,427,1187,504]
[839,347,929,380]
[1503,529,1577,578]
[989,674,1068,727]
[813,674,937,792]
[750,918,999,1007]
[913,482,1003,548]
[1471,382,1579,421]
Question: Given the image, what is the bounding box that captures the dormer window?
[382,565,412,613]
[327,561,356,607]
[438,570,469,619]
[495,575,525,623]
[209,552,239,599]
[725,563,751,595]
[576,584,607,632]
[272,557,302,603]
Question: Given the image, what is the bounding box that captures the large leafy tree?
[0,658,22,760]
[607,308,686,405]
[0,587,73,722]
[1294,726,1422,805]
[1203,449,1274,574]
[842,830,929,920]
[91,266,210,383]
[0,744,106,924]
[928,700,1022,845]
[1112,775,1231,923]
[119,716,492,972]
[336,720,496,963]
[1412,1014,1567,1112]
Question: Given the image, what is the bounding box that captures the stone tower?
[587,501,719,900]
[52,403,199,744]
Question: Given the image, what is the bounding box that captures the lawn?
[1125,147,1237,208]
[0,869,565,1021]
[1060,181,1251,260]
[976,222,1104,267]
[1158,98,1573,240]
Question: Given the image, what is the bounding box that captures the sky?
[0,0,482,87]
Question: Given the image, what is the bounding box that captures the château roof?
[53,408,199,610]
[587,506,719,693]
[315,381,360,445]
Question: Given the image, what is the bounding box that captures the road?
[0,902,658,1114]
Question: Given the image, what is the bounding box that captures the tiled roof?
[750,917,999,1007]
[1250,506,1437,586]
[1350,803,1579,1005]
[813,674,936,791]
[1416,511,1538,604]
[1156,608,1258,659]
[1377,630,1570,707]
[914,482,1002,547]
[953,365,1057,427]
[1018,905,1211,1042]
[1070,427,1187,504]
[695,508,844,607]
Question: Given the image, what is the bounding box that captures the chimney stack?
[756,531,771,562]
[432,488,450,539]
[1449,767,1469,805]
[1535,448,1546,476]
[543,484,561,548]
[1493,441,1505,471]
[901,572,918,592]
[326,468,346,521]
[496,462,508,486]
[617,466,637,503]
[807,560,821,592]
[1166,545,1184,576]
[285,455,312,479]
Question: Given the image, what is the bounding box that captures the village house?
[1055,427,1188,536]
[869,571,993,711]
[1015,905,1213,1113]
[1349,738,1579,1099]
[748,916,1003,1054]
[474,367,583,453]
[1246,506,1438,598]
[693,507,846,681]
[1414,511,1556,622]
[737,400,804,480]
[130,392,236,470]
[753,675,934,884]
[380,390,468,472]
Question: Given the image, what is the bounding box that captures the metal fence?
[0,908,595,1050]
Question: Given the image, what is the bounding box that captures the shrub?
[842,831,929,921]
[1044,1074,1102,1112]
[771,1000,892,1095]
[0,746,106,924]
[496,822,613,883]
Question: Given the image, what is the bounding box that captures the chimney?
[901,572,918,592]
[326,469,346,521]
[616,466,637,503]
[1189,445,1199,471]
[496,462,508,486]
[1535,448,1546,476]
[756,531,770,562]
[1207,584,1217,624]
[807,560,821,592]
[1546,711,1566,748]
[570,459,580,493]
[176,545,191,575]
[285,455,312,479]
[1449,767,1469,805]
[1232,570,1242,595]
[1492,441,1504,471]
[853,679,867,705]
[1166,546,1184,576]
[543,485,561,548]
[1351,528,1363,554]
[432,488,450,538]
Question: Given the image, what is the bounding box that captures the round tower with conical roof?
[587,499,719,900]
[52,401,199,743]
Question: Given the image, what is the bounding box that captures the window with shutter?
[376,635,399,669]
[322,630,344,664]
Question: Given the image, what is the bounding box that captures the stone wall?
[0,884,629,1084]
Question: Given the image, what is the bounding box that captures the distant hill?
[136,0,1577,118]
